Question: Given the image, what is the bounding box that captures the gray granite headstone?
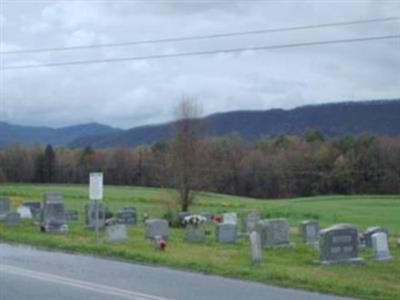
[223,213,237,224]
[185,224,206,242]
[249,231,262,265]
[242,211,260,234]
[5,212,20,226]
[22,201,41,219]
[105,224,127,242]
[216,223,237,243]
[371,232,392,261]
[319,223,364,264]
[257,218,292,248]
[145,219,169,240]
[85,200,106,229]
[0,197,10,220]
[300,220,319,244]
[364,226,389,248]
[115,207,137,225]
[65,210,79,221]
[40,193,68,233]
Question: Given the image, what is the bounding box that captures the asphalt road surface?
[0,243,354,300]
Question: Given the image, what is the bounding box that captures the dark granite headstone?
[319,223,364,264]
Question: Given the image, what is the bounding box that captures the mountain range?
[1,99,399,148]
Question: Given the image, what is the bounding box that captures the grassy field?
[0,183,399,300]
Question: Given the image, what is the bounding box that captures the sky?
[1,0,399,129]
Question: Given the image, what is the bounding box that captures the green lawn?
[0,183,399,300]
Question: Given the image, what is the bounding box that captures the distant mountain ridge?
[1,99,399,148]
[0,122,120,146]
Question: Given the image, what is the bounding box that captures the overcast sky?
[1,0,399,129]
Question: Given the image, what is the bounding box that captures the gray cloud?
[1,0,399,129]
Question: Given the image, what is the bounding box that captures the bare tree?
[170,98,202,212]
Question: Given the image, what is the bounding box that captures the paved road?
[0,243,354,300]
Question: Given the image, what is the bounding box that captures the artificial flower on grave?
[183,215,207,226]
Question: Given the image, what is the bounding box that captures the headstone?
[300,220,319,244]
[371,232,392,261]
[17,205,32,219]
[44,192,63,202]
[115,207,137,225]
[65,210,79,221]
[145,219,169,240]
[22,201,41,219]
[85,201,106,229]
[216,223,237,243]
[257,218,292,248]
[105,224,127,242]
[5,212,20,226]
[40,193,68,233]
[0,197,10,220]
[364,226,389,248]
[223,213,237,224]
[185,224,206,242]
[242,211,260,234]
[319,223,364,264]
[249,231,262,265]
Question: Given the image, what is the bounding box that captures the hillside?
[1,99,399,148]
[70,99,400,148]
[0,122,120,146]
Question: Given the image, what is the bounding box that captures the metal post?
[95,200,99,247]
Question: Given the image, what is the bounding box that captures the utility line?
[1,16,399,55]
[3,34,399,70]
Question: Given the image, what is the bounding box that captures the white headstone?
[89,172,103,200]
[249,231,262,265]
[223,213,237,224]
[17,206,32,219]
[372,232,392,261]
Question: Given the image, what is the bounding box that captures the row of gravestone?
[1,196,394,264]
[0,194,138,232]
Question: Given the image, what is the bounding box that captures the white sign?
[89,172,103,200]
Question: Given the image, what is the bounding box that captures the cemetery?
[0,183,399,300]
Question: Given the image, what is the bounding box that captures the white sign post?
[90,172,103,201]
[89,172,103,247]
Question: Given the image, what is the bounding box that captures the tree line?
[1,132,400,199]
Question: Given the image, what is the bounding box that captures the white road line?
[0,264,174,300]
